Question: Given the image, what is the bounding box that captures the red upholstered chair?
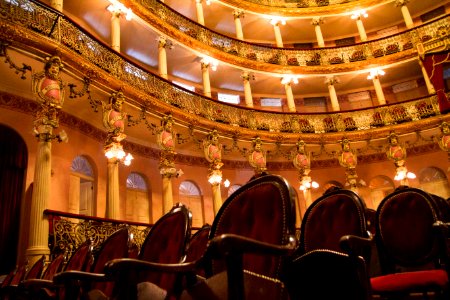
[285,188,372,300]
[181,174,297,300]
[184,224,211,279]
[370,187,449,299]
[107,174,297,300]
[53,227,132,300]
[0,255,46,299]
[104,203,192,299]
[18,240,94,299]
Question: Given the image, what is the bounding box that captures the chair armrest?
[207,233,297,259]
[105,258,198,275]
[339,233,373,258]
[53,270,108,285]
[18,279,55,290]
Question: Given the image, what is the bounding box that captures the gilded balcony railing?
[44,210,152,258]
[44,210,206,258]
[129,0,449,69]
[221,0,372,9]
[0,0,445,135]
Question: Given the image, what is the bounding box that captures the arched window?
[369,175,395,209]
[419,167,450,199]
[126,172,151,223]
[179,181,203,227]
[70,156,95,216]
[227,184,241,197]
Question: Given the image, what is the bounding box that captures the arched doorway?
[0,125,27,274]
[69,156,95,216]
[179,181,204,228]
[369,175,395,209]
[126,172,151,223]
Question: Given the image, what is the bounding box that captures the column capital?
[157,37,173,49]
[281,76,298,85]
[233,10,245,19]
[201,61,210,70]
[325,76,339,86]
[395,0,409,7]
[270,18,286,27]
[311,17,323,26]
[241,71,254,82]
[195,0,203,4]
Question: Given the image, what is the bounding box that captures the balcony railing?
[220,0,376,9]
[44,210,152,258]
[130,0,449,70]
[0,0,445,135]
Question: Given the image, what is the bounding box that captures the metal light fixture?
[105,143,133,166]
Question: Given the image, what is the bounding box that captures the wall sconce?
[107,0,133,20]
[208,170,222,185]
[105,143,133,166]
[351,10,368,19]
[299,176,319,191]
[367,69,385,80]
[394,166,416,181]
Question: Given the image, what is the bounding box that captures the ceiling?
[58,0,447,100]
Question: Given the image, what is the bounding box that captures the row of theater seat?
[1,174,449,300]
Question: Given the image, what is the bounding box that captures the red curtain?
[422,51,450,113]
[0,125,28,274]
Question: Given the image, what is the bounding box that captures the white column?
[312,17,325,48]
[50,0,63,12]
[355,18,367,42]
[303,189,312,209]
[242,71,253,108]
[111,12,121,52]
[106,159,120,219]
[418,59,436,94]
[271,20,285,47]
[396,0,413,29]
[285,83,296,112]
[201,61,212,98]
[27,135,52,263]
[326,77,340,111]
[195,0,205,26]
[158,37,169,80]
[372,76,386,105]
[233,11,245,40]
[211,183,223,216]
[162,175,174,214]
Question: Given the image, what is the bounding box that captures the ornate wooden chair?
[0,255,46,299]
[106,174,297,300]
[105,203,192,300]
[16,239,94,299]
[285,188,372,300]
[53,227,132,300]
[370,187,449,299]
[185,224,211,278]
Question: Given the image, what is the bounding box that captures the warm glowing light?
[299,176,319,190]
[367,69,385,80]
[201,57,219,71]
[270,18,286,26]
[208,171,222,185]
[107,0,133,21]
[351,9,368,20]
[281,76,299,85]
[105,143,133,166]
[224,179,230,188]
